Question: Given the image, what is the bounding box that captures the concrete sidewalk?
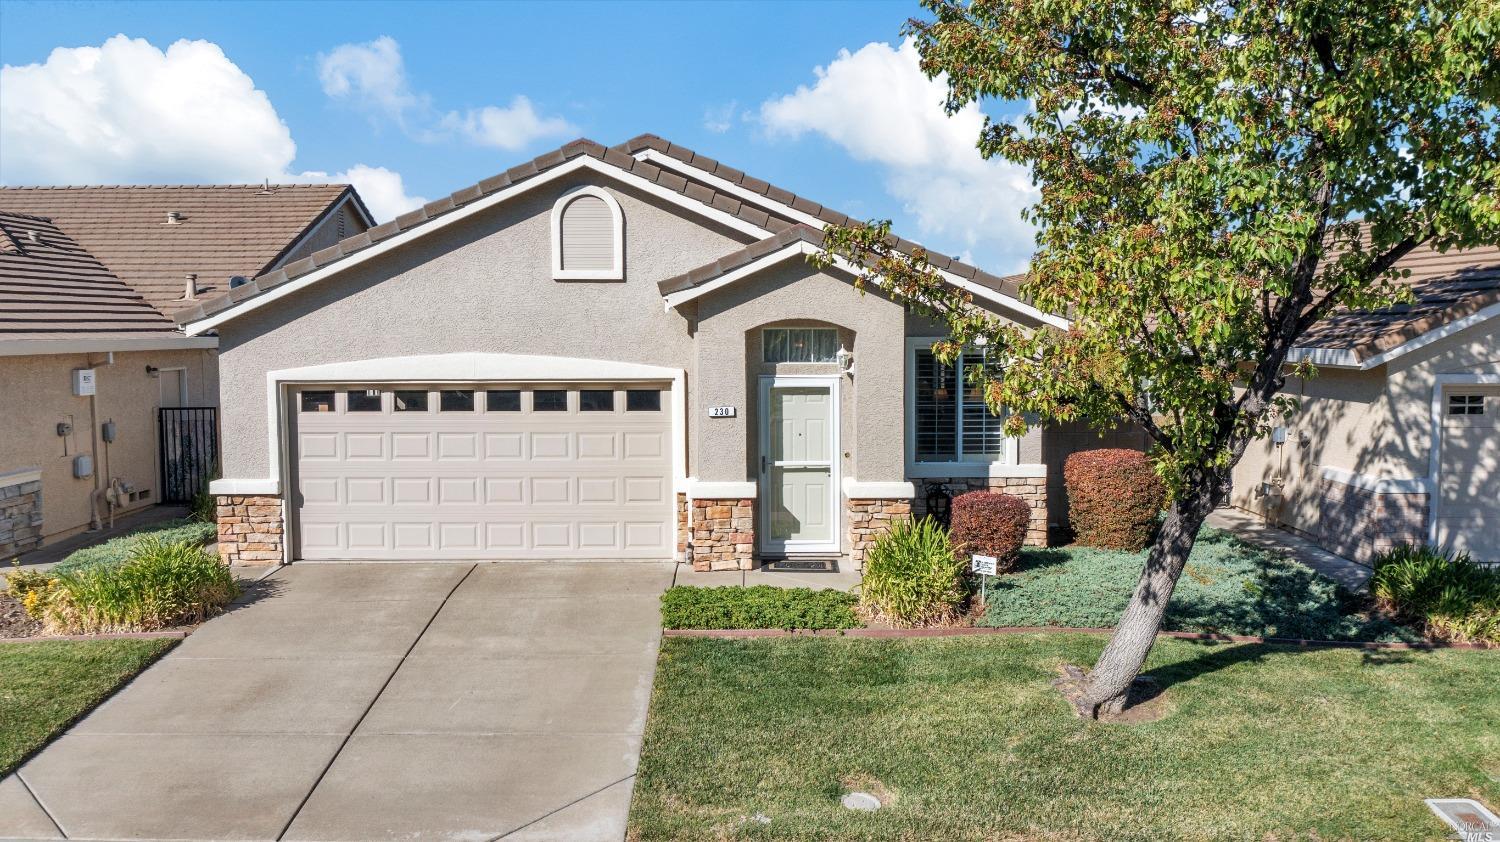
[1206,507,1374,592]
[2,561,673,841]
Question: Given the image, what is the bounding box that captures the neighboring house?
[1232,241,1500,564]
[176,135,1140,569]
[0,185,371,555]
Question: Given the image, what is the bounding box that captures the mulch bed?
[0,593,41,639]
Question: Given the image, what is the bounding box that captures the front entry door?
[760,376,839,554]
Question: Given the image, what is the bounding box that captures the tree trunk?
[1074,470,1226,718]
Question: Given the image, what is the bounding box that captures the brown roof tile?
[0,184,361,316]
[0,212,180,340]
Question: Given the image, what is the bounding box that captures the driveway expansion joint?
[15,771,68,839]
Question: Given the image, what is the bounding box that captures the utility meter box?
[101,420,117,443]
[72,368,96,396]
[73,453,93,479]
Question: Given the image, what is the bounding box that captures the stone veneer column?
[217,495,284,564]
[689,497,755,571]
[912,476,1049,546]
[846,498,913,569]
[0,470,43,558]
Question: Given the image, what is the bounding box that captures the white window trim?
[551,185,624,281]
[904,337,1020,477]
[1427,372,1500,546]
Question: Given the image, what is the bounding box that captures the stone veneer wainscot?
[846,497,913,568]
[913,476,1048,546]
[0,469,43,557]
[1315,479,1428,565]
[217,495,284,564]
[689,497,754,571]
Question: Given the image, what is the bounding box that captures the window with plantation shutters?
[911,345,1009,463]
[551,186,623,280]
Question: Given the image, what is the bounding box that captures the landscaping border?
[0,629,191,645]
[662,625,1492,650]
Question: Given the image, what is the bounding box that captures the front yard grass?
[978,526,1417,641]
[0,638,176,774]
[629,634,1500,841]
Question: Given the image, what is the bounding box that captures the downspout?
[85,352,115,530]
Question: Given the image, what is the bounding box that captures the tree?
[819,0,1498,717]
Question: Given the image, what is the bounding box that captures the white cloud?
[316,35,422,124]
[318,36,575,151]
[0,34,424,222]
[703,100,738,134]
[760,38,1037,272]
[439,96,577,151]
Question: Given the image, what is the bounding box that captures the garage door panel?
[1438,388,1499,562]
[295,384,672,560]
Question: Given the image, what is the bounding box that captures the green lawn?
[979,526,1417,641]
[629,634,1500,841]
[0,638,176,774]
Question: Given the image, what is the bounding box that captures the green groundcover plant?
[859,517,967,627]
[11,537,237,635]
[979,528,1419,642]
[1372,544,1500,645]
[52,519,216,575]
[660,586,858,630]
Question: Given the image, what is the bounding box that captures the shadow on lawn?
[1144,637,1433,693]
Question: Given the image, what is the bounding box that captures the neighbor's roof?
[1296,240,1500,362]
[0,184,367,316]
[0,211,181,341]
[171,135,1040,327]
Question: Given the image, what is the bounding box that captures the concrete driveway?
[2,561,673,841]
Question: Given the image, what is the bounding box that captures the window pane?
[580,389,614,411]
[300,391,335,412]
[764,329,787,362]
[813,328,838,362]
[960,352,1007,457]
[346,390,381,412]
[487,390,520,412]
[626,389,661,411]
[533,390,567,411]
[764,327,838,363]
[914,350,957,460]
[394,390,428,412]
[440,390,474,412]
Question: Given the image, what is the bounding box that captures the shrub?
[52,519,216,575]
[1063,449,1165,550]
[660,586,859,630]
[1372,544,1499,646]
[39,537,238,635]
[5,564,63,620]
[950,492,1031,573]
[859,517,966,627]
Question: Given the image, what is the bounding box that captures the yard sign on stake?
[971,554,997,606]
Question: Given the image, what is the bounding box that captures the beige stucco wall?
[0,348,218,545]
[1232,318,1500,537]
[215,171,756,481]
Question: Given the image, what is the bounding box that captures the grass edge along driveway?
[0,637,177,775]
[628,633,1500,842]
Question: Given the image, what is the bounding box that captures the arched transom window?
[551,186,624,280]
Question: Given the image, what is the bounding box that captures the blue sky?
[0,1,1038,272]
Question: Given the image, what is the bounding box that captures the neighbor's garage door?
[292,385,672,560]
[1437,385,1500,564]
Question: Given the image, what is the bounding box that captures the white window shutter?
[560,195,615,271]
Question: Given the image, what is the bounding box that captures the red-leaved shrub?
[1063,449,1165,550]
[949,491,1031,573]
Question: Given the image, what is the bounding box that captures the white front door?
[759,376,839,554]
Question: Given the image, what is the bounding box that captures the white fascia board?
[1358,300,1500,369]
[1318,466,1429,495]
[209,478,281,495]
[635,150,831,229]
[681,479,757,498]
[0,335,218,357]
[662,242,812,309]
[1285,346,1362,369]
[841,478,916,499]
[183,156,774,336]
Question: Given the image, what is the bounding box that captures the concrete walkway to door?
[3,561,673,841]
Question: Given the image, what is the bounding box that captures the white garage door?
[1438,385,1500,563]
[292,384,673,560]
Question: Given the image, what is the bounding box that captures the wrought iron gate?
[158,407,219,503]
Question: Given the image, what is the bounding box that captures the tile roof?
[173,136,1037,326]
[0,184,361,316]
[0,211,180,340]
[1296,240,1500,361]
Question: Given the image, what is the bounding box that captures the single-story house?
[176,135,1146,568]
[1232,241,1499,564]
[0,185,371,555]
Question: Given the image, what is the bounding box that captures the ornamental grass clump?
[949,491,1031,573]
[25,537,237,635]
[858,517,965,627]
[1372,544,1499,646]
[1063,449,1165,551]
